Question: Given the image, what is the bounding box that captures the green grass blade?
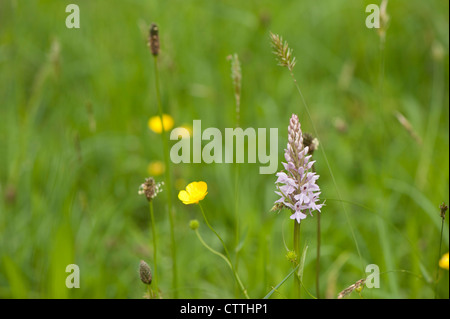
[264,264,300,299]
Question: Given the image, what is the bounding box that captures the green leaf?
[297,244,309,282]
[263,264,300,299]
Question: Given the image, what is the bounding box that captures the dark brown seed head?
[138,177,163,202]
[149,23,160,56]
[139,260,152,285]
[440,202,447,220]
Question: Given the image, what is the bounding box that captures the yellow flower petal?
[148,114,174,134]
[196,181,207,194]
[195,191,207,203]
[186,182,198,195]
[178,181,208,205]
[439,252,449,270]
[178,190,192,204]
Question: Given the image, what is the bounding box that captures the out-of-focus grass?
[0,0,448,298]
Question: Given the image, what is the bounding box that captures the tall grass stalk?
[434,204,446,298]
[311,162,321,298]
[434,218,444,298]
[228,53,242,298]
[152,52,178,298]
[233,163,240,299]
[374,1,400,296]
[415,40,445,189]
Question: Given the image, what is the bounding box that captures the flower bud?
[189,219,199,230]
[286,250,297,264]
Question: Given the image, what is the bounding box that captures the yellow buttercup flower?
[147,161,165,176]
[148,114,174,134]
[178,181,208,205]
[439,252,449,270]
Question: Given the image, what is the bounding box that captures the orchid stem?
[293,221,301,299]
[316,210,321,299]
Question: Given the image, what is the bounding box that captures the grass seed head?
[138,177,164,201]
[440,202,447,220]
[149,23,160,56]
[227,53,242,126]
[270,32,296,72]
[139,260,152,285]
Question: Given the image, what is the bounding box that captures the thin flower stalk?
[148,23,178,297]
[149,201,159,297]
[138,177,163,298]
[198,203,250,299]
[193,227,249,299]
[227,53,243,298]
[435,202,447,298]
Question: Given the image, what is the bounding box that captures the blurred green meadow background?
[0,0,448,299]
